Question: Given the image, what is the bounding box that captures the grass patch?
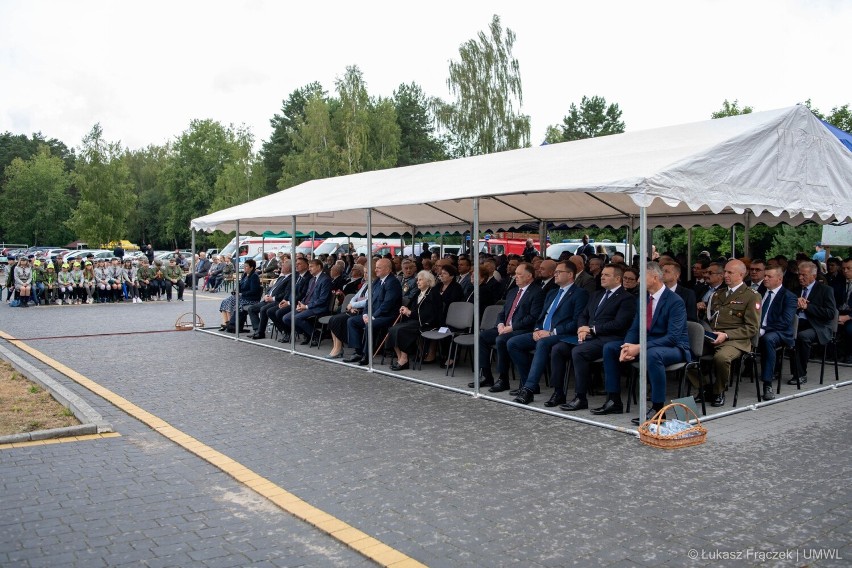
[0,360,80,436]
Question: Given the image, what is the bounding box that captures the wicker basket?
[637,403,707,449]
[175,312,205,331]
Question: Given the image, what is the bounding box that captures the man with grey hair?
[247,259,293,340]
[595,262,691,424]
[791,260,837,384]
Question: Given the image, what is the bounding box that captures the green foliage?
[804,99,852,133]
[767,223,822,259]
[67,124,135,246]
[545,95,625,143]
[210,126,266,213]
[368,97,401,170]
[436,14,530,156]
[392,82,448,166]
[334,66,373,174]
[124,144,171,247]
[711,99,753,119]
[0,147,73,245]
[279,95,339,189]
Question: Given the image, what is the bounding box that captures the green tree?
[260,82,325,193]
[0,147,73,245]
[67,124,135,246]
[124,144,171,248]
[544,95,625,143]
[436,14,530,156]
[367,96,401,170]
[334,65,372,174]
[210,126,266,213]
[711,99,753,119]
[805,99,852,133]
[768,223,823,259]
[392,82,448,166]
[279,95,340,189]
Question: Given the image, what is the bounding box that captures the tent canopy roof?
[193,106,852,235]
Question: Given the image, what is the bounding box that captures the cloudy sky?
[1,0,849,152]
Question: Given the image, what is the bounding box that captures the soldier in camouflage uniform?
[688,259,760,407]
[164,258,185,301]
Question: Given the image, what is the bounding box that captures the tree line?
[0,14,848,258]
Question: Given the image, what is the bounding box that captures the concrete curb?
[0,341,112,443]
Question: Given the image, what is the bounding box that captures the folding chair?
[448,304,502,377]
[415,302,474,370]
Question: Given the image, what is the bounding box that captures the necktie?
[304,277,317,304]
[646,294,654,331]
[543,288,566,331]
[595,290,612,316]
[506,288,523,327]
[801,287,808,300]
[761,290,773,326]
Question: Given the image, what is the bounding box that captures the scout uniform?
[690,284,760,396]
[44,265,58,304]
[82,262,97,303]
[70,263,84,304]
[57,264,74,304]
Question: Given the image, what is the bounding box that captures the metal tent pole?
[234,220,240,341]
[290,217,297,352]
[366,210,373,370]
[191,228,197,328]
[472,198,480,395]
[539,220,547,258]
[731,226,736,258]
[638,207,648,423]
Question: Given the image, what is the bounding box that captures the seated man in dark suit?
[791,260,837,384]
[838,258,852,363]
[757,266,797,399]
[557,265,636,410]
[594,262,691,424]
[470,262,544,392]
[345,258,403,365]
[281,259,332,345]
[506,261,587,404]
[661,260,698,322]
[247,259,292,339]
[269,257,310,342]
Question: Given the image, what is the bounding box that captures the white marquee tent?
[191,105,852,431]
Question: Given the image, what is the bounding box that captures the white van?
[220,236,292,260]
[313,237,370,256]
[546,240,634,261]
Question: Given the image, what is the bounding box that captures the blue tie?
[543,288,566,331]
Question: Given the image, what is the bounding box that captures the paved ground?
[1,294,850,567]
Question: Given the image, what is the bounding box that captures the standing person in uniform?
[687,260,760,407]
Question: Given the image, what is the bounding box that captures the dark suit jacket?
[268,275,291,302]
[409,287,443,331]
[293,272,311,302]
[498,285,544,332]
[795,281,837,345]
[761,287,797,346]
[624,288,691,361]
[302,273,332,312]
[689,280,710,302]
[579,286,635,341]
[832,279,851,313]
[438,280,464,326]
[370,275,403,322]
[195,258,211,276]
[457,272,474,300]
[671,284,698,322]
[538,278,558,296]
[343,277,363,295]
[574,271,596,296]
[534,285,587,336]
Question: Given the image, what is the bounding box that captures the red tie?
[506,288,523,327]
[646,294,653,331]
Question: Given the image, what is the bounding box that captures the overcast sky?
[1,0,849,153]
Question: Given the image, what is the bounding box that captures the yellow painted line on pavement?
[0,330,426,568]
[0,432,121,451]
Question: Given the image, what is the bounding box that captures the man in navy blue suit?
[345,258,403,365]
[507,261,588,404]
[557,264,636,410]
[757,266,797,399]
[282,259,332,345]
[593,262,691,424]
[791,260,837,384]
[471,262,544,391]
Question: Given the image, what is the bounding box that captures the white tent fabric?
[192,105,852,235]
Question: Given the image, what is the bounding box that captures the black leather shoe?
[310,340,319,347]
[509,385,540,396]
[590,399,623,415]
[488,379,510,393]
[277,336,288,343]
[544,393,567,408]
[390,361,409,371]
[358,357,369,366]
[468,378,494,388]
[787,375,807,385]
[345,353,363,363]
[300,337,310,345]
[693,388,711,404]
[512,388,534,405]
[632,407,664,425]
[762,383,775,401]
[711,393,726,407]
[251,333,266,340]
[560,397,588,411]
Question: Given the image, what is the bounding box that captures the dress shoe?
[345,353,364,363]
[250,333,265,340]
[787,375,807,385]
[693,388,712,404]
[509,385,540,396]
[560,397,588,411]
[512,387,534,405]
[300,337,310,345]
[358,357,369,366]
[218,325,227,331]
[590,399,623,415]
[762,383,775,401]
[632,407,665,426]
[421,358,436,365]
[488,379,510,393]
[544,393,567,408]
[711,393,726,407]
[310,340,319,347]
[468,378,494,388]
[325,352,343,359]
[390,361,409,371]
